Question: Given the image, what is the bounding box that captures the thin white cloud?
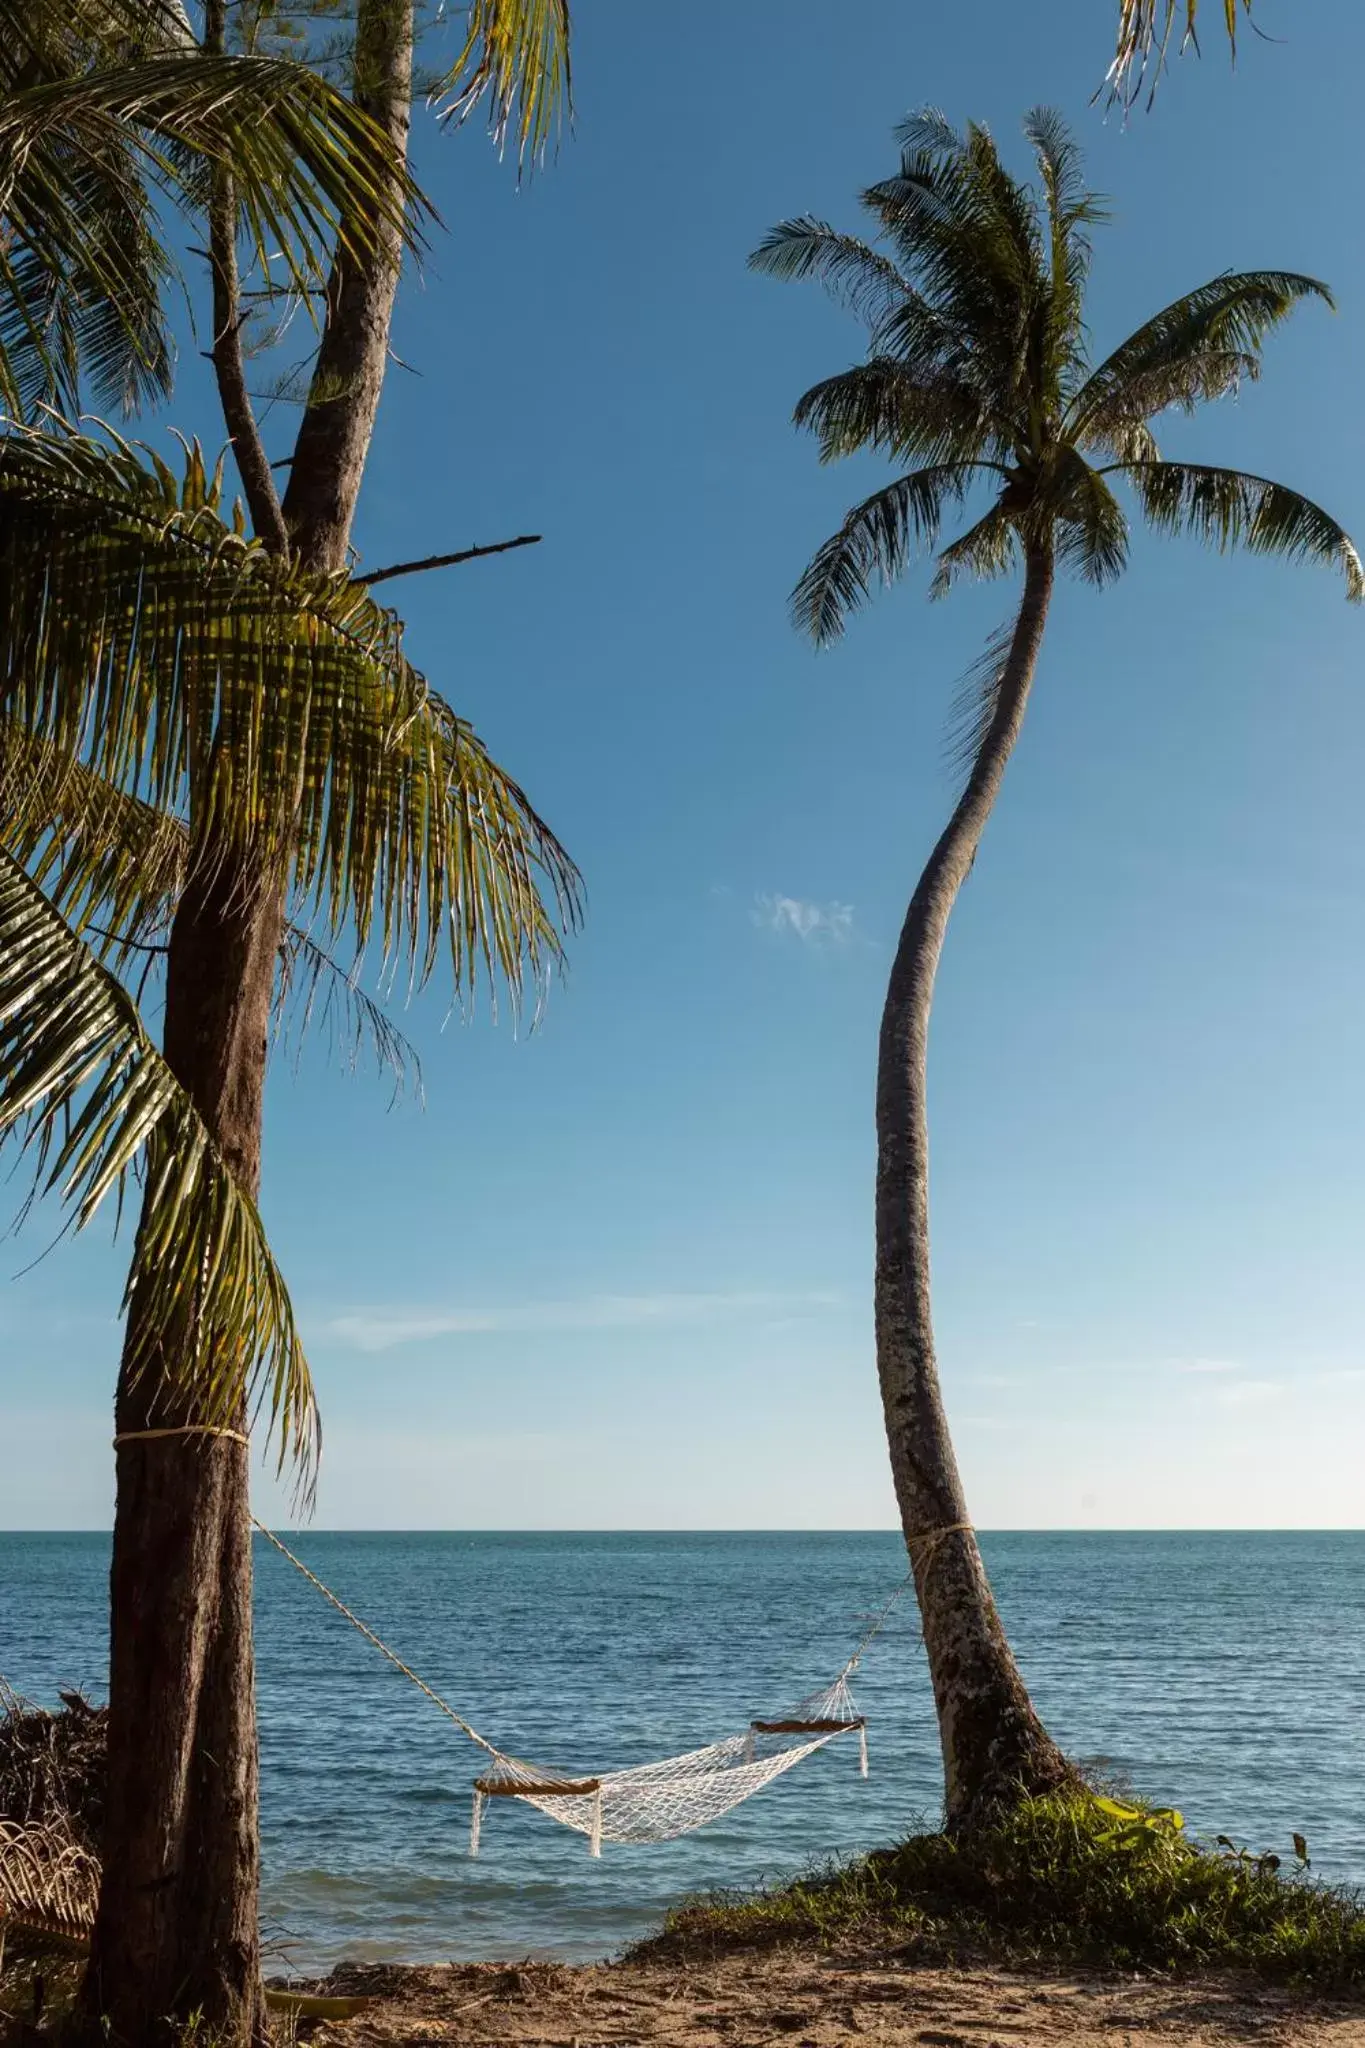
[326,1289,841,1353]
[1211,1379,1285,1409]
[1173,1358,1242,1375]
[753,893,855,944]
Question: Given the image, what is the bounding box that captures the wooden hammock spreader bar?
[749,1716,866,1735]
[474,1776,601,1798]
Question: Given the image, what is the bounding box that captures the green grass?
[646,1792,1365,1990]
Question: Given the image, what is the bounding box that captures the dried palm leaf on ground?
[0,1816,100,1951]
[0,1682,106,1854]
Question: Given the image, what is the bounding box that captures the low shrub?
[647,1792,1365,1989]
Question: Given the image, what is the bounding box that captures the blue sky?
[5,0,1365,1529]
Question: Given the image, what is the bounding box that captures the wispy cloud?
[1172,1358,1242,1375]
[753,893,855,945]
[1211,1378,1285,1409]
[326,1289,840,1353]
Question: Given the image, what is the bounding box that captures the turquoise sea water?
[1,1530,1361,1968]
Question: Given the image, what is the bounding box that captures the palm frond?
[0,422,580,1012]
[943,615,1018,773]
[929,501,1018,597]
[864,112,1050,428]
[1109,0,1252,106]
[2,720,423,1095]
[1023,106,1108,399]
[430,0,572,166]
[0,18,426,418]
[1048,450,1130,586]
[1069,272,1331,444]
[1077,349,1255,459]
[747,219,915,334]
[0,723,183,967]
[0,1816,99,1943]
[793,358,989,468]
[793,463,978,643]
[0,848,319,1478]
[1115,458,1365,596]
[277,927,422,1099]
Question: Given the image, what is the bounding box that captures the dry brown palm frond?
[0,1688,106,1852]
[0,1816,99,1943]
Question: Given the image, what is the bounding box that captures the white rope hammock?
[469,1674,869,1858]
[253,1520,936,1859]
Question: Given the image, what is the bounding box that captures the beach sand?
[298,1953,1365,2046]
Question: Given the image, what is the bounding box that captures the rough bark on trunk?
[281,0,413,576]
[876,542,1074,1832]
[81,6,417,2040]
[81,863,285,2048]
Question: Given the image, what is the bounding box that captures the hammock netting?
[469,1675,868,1857]
[248,1521,910,1860]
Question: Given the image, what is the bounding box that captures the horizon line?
[4,1524,1363,1537]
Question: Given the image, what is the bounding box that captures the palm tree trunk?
[876,540,1073,1831]
[281,0,413,575]
[81,861,285,2048]
[81,7,414,2040]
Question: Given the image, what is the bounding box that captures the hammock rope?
[252,1517,963,1858]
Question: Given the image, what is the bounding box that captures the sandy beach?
[295,1953,1365,2047]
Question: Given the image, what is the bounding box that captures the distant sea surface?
[2,1531,1361,1969]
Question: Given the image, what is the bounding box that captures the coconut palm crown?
[753,107,1361,646]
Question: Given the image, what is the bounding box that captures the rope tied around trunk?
[112,1427,249,1446]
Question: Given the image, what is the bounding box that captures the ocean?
[1,1530,1361,1970]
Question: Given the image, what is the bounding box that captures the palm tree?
[751,108,1360,1831]
[28,9,570,2038]
[4,7,572,2036]
[0,420,577,2045]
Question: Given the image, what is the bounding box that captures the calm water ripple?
[1,1530,1360,1966]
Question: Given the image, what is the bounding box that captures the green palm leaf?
[1,720,422,1093]
[0,0,425,417]
[0,423,580,1010]
[1049,450,1130,586]
[1069,273,1331,446]
[793,463,981,643]
[794,359,990,468]
[431,0,572,165]
[0,847,318,1479]
[748,219,916,333]
[929,505,1018,596]
[1111,459,1365,596]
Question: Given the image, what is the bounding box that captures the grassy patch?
[647,1792,1365,1989]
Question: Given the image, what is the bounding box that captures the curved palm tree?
[752,107,1360,1830]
